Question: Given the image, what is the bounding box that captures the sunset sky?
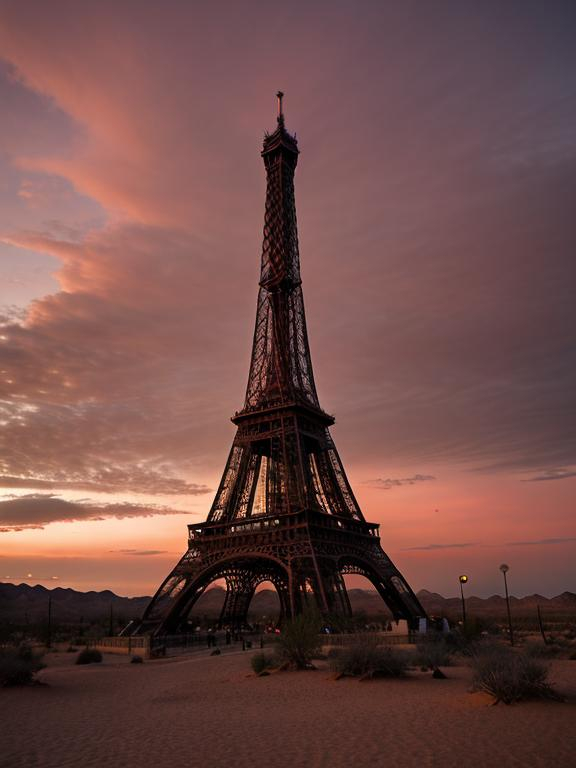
[0,1,574,599]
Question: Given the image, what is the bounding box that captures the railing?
[187,509,380,544]
[86,635,151,657]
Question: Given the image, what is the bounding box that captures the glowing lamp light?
[458,574,468,625]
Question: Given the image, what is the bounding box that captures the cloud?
[506,538,576,547]
[0,0,574,520]
[367,475,436,490]
[522,468,576,483]
[110,549,168,556]
[0,473,210,496]
[402,543,476,551]
[0,223,237,496]
[0,494,189,532]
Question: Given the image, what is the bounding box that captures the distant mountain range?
[1,582,574,624]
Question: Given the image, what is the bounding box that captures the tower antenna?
[276,90,284,126]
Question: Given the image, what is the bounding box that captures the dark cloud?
[402,543,476,551]
[0,494,189,531]
[367,475,436,490]
[110,549,168,556]
[507,538,576,547]
[522,468,576,483]
[0,473,210,496]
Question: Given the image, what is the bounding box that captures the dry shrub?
[0,645,45,687]
[330,634,409,679]
[416,636,454,671]
[524,641,563,659]
[471,645,562,704]
[76,648,103,665]
[251,652,276,675]
[276,612,322,669]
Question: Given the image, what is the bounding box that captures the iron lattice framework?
[136,94,425,634]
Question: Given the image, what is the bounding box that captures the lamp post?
[459,575,468,628]
[47,594,52,650]
[499,564,514,646]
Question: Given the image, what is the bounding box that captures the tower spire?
[244,93,317,411]
[277,90,284,127]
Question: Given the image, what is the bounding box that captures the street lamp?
[499,564,514,646]
[47,594,52,650]
[459,574,468,628]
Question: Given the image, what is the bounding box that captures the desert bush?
[416,636,454,671]
[470,645,562,704]
[524,641,563,659]
[76,648,103,665]
[251,652,276,675]
[330,634,409,679]
[0,645,45,686]
[276,612,322,669]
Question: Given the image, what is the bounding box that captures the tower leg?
[218,569,257,629]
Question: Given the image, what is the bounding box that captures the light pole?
[500,564,514,646]
[459,575,468,628]
[47,594,52,650]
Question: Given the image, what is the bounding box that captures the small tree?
[0,645,45,687]
[276,611,322,669]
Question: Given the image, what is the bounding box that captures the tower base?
[134,509,425,635]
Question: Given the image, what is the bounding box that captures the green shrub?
[76,648,103,665]
[276,612,322,669]
[471,645,562,704]
[251,652,276,674]
[330,634,409,678]
[0,645,45,686]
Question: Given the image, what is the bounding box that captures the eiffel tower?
[137,94,425,634]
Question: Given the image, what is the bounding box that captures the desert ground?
[1,648,575,768]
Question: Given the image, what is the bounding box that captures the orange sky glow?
[0,1,575,598]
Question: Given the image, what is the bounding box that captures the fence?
[86,635,151,658]
[85,628,416,660]
[320,632,414,647]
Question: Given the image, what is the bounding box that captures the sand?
[1,649,575,768]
